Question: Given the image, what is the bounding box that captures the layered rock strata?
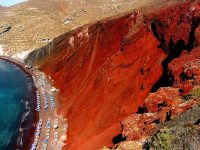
[24,0,200,149]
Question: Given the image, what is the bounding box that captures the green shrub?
[150,128,175,150]
[148,125,200,150]
[190,88,200,98]
[183,87,200,100]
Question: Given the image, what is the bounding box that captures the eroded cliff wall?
[25,0,200,149]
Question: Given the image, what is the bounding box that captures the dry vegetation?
[0,0,187,57]
[145,103,200,150]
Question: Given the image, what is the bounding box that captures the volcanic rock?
[168,47,200,94]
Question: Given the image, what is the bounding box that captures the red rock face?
[122,113,159,141]
[40,12,166,150]
[38,1,200,149]
[195,25,200,46]
[146,1,200,51]
[168,47,200,94]
[121,87,199,143]
[144,87,182,113]
[118,1,200,148]
[121,35,200,146]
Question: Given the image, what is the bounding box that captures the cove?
[0,59,36,150]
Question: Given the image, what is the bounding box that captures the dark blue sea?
[0,59,36,150]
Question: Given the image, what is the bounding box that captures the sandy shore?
[31,69,67,150]
[0,56,67,150]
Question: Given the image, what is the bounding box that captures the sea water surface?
[0,59,36,150]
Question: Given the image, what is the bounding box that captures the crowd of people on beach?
[42,118,60,150]
[32,73,56,111]
[49,92,56,109]
[30,119,43,150]
[45,118,60,149]
[29,70,63,150]
[35,90,41,111]
[42,118,51,150]
[41,87,48,110]
[30,117,60,150]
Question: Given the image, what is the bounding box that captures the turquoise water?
[0,59,36,150]
[0,0,28,7]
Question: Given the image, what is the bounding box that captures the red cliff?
[120,45,200,150]
[168,47,200,94]
[27,0,200,149]
[41,13,166,149]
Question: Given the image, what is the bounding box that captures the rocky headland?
[0,0,200,150]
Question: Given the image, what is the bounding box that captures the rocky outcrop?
[168,47,200,94]
[146,1,200,52]
[121,87,199,145]
[117,33,200,150]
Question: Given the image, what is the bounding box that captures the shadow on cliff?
[150,9,200,92]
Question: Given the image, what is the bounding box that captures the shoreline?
[0,56,67,150]
[0,56,39,150]
[0,56,34,79]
